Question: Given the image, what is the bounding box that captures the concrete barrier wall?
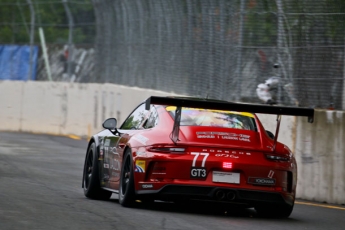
[0,81,343,204]
[295,110,345,204]
[0,81,176,137]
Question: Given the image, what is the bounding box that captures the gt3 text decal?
[191,167,207,178]
[135,160,146,173]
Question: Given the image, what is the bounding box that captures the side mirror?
[266,130,275,139]
[102,118,117,130]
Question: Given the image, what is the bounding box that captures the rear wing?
[145,96,314,146]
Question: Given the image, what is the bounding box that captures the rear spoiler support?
[145,96,314,144]
[170,106,182,143]
[272,115,282,152]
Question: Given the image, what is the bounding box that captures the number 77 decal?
[191,152,209,167]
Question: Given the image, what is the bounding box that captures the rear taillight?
[148,146,185,153]
[222,162,233,169]
[265,154,290,162]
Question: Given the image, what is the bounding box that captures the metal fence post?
[62,0,74,81]
[276,0,284,104]
[343,37,345,110]
[236,0,245,101]
[26,0,35,81]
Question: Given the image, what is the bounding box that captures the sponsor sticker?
[103,174,109,180]
[112,172,119,177]
[197,135,215,139]
[104,139,111,146]
[133,135,149,145]
[136,147,146,156]
[135,160,146,173]
[215,153,239,159]
[196,132,251,142]
[141,184,153,189]
[248,177,276,185]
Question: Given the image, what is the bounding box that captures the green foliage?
[0,0,95,44]
[243,0,277,46]
[325,0,345,42]
[1,0,344,46]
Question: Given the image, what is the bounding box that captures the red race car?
[82,96,314,217]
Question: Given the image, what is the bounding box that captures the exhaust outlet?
[226,192,236,201]
[215,190,225,201]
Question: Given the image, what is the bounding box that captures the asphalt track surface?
[0,132,344,230]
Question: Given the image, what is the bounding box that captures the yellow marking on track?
[67,135,81,140]
[296,201,345,210]
[22,131,83,140]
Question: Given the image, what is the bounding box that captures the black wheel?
[255,202,294,218]
[119,148,135,207]
[83,143,112,200]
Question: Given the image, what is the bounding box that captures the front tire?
[83,143,112,200]
[119,148,135,207]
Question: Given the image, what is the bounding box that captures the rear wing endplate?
[145,96,314,144]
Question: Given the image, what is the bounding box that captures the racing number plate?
[190,167,207,179]
[212,171,240,184]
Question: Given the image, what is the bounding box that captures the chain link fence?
[1,0,345,110]
[92,0,345,110]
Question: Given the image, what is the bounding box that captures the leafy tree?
[0,0,95,44]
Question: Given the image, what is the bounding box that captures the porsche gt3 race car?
[82,96,314,218]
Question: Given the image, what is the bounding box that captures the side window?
[120,104,147,130]
[143,106,159,129]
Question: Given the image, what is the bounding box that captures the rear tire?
[83,143,112,200]
[255,202,294,218]
[119,148,136,207]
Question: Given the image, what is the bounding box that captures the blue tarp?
[0,45,38,81]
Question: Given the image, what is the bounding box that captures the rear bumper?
[136,185,294,206]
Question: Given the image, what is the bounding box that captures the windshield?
[166,107,257,131]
